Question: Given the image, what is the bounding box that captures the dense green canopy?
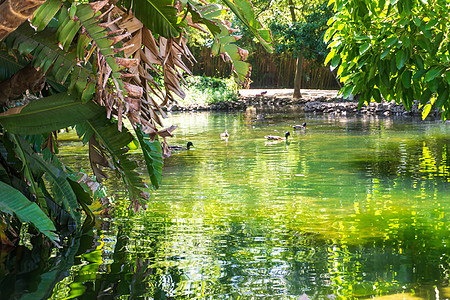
[325,0,450,120]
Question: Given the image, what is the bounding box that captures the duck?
[264,131,290,140]
[293,122,307,129]
[169,141,193,151]
[220,130,229,139]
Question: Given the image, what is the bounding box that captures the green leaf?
[0,181,58,243]
[417,35,432,52]
[384,37,398,47]
[424,68,441,82]
[436,84,449,108]
[396,49,407,69]
[221,0,274,53]
[77,115,149,202]
[413,69,426,80]
[372,88,382,102]
[31,0,63,32]
[401,70,412,88]
[17,139,81,225]
[0,93,103,135]
[380,48,390,59]
[324,49,336,65]
[5,23,93,88]
[359,43,371,55]
[118,0,182,38]
[425,19,438,30]
[331,54,341,68]
[134,126,163,189]
[341,84,354,99]
[420,88,432,105]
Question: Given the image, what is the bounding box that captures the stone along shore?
[167,89,441,117]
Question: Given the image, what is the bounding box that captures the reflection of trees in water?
[2,213,450,299]
[353,138,450,182]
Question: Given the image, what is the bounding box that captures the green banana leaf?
[118,0,182,38]
[77,116,149,202]
[0,50,29,81]
[134,126,163,189]
[20,140,82,226]
[221,0,273,53]
[0,181,58,243]
[0,93,103,135]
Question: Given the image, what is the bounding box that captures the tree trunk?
[0,0,46,41]
[288,0,297,22]
[288,0,302,98]
[293,53,303,99]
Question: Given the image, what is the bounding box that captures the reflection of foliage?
[352,138,450,183]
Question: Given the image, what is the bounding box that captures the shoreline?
[168,90,441,118]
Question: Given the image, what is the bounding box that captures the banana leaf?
[134,126,163,189]
[0,181,58,243]
[0,93,103,135]
[118,0,182,38]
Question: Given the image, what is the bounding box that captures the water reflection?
[2,113,450,299]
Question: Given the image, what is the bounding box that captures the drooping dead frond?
[99,7,196,138]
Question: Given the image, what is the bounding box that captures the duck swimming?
[169,141,193,151]
[220,130,229,139]
[264,131,290,140]
[293,122,306,129]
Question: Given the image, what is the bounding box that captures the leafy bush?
[180,76,239,105]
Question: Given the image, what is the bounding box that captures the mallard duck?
[220,130,229,139]
[169,141,193,151]
[265,131,290,140]
[293,122,306,129]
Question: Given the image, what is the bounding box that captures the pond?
[2,110,450,299]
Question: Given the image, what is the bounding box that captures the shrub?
[180,76,239,105]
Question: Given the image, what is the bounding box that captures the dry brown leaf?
[157,125,178,138]
[89,136,111,181]
[119,13,143,34]
[123,31,142,57]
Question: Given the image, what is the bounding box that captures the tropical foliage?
[270,2,333,64]
[182,76,239,105]
[0,0,272,246]
[325,0,450,120]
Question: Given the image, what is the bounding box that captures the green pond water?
[2,111,450,299]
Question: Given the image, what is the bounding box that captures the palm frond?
[135,125,163,189]
[118,0,183,38]
[0,49,29,81]
[76,115,150,211]
[0,92,103,135]
[221,0,273,52]
[0,181,58,244]
[13,136,82,226]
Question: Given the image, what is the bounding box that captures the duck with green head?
[293,122,306,129]
[169,141,194,151]
[264,131,290,140]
